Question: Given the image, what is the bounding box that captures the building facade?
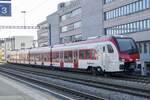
[45,0,103,45]
[37,0,150,75]
[103,0,150,75]
[0,36,34,60]
[8,36,34,50]
[37,21,49,47]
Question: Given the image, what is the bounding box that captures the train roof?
[10,35,133,52]
[30,46,50,53]
[53,35,131,48]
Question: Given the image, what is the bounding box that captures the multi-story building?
[37,21,49,47]
[37,0,150,75]
[103,0,150,75]
[46,0,103,45]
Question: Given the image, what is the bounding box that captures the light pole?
[21,11,26,28]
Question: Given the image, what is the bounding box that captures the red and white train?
[7,36,141,74]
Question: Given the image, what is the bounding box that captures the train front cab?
[115,37,141,73]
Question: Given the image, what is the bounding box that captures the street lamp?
[21,11,26,28]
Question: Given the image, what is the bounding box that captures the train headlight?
[120,58,125,62]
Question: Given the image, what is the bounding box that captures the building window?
[143,20,147,30]
[61,26,68,32]
[143,0,147,9]
[104,0,113,4]
[60,34,82,43]
[73,34,82,42]
[139,20,143,31]
[61,21,82,33]
[104,0,150,20]
[74,21,82,29]
[147,0,150,8]
[72,8,81,17]
[147,19,150,29]
[60,13,71,21]
[144,43,147,53]
[149,43,150,53]
[21,43,25,49]
[105,19,150,35]
[60,8,81,21]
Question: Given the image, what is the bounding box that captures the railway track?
[5,63,150,83]
[0,64,104,100]
[5,63,150,84]
[0,64,150,99]
[118,74,150,83]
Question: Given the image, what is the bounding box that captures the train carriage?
[24,49,30,64]
[7,50,17,63]
[7,36,140,74]
[49,36,140,73]
[18,50,24,64]
[29,47,51,66]
[39,47,51,66]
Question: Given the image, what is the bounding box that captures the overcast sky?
[0,0,69,39]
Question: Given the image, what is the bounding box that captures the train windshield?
[116,38,138,54]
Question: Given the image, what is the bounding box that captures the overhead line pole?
[21,11,26,28]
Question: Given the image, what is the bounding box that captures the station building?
[37,0,150,75]
[0,36,34,60]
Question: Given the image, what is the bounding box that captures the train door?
[106,44,116,69]
[102,44,116,71]
[73,50,78,70]
[60,51,64,68]
[102,45,108,70]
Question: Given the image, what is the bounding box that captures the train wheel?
[92,67,97,76]
[92,67,102,76]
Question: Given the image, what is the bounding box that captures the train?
[6,36,141,74]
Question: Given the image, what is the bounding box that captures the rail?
[0,65,104,100]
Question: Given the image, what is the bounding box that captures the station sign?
[0,3,11,16]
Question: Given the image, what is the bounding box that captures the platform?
[0,74,64,100]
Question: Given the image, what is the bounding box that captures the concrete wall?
[46,0,104,44]
[47,12,60,46]
[13,36,33,50]
[81,0,104,40]
[37,21,49,47]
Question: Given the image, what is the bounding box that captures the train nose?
[129,59,133,62]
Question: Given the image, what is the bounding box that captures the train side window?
[91,49,97,60]
[52,52,59,62]
[79,50,85,59]
[103,46,105,52]
[44,57,46,61]
[85,50,91,59]
[107,45,114,53]
[64,51,73,62]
